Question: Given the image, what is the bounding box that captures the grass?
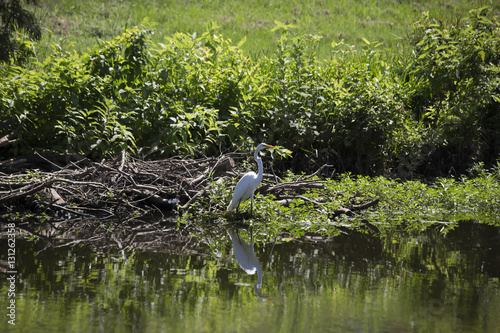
[29,0,497,61]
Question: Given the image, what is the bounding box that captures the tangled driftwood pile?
[0,152,382,252]
[0,151,339,219]
[0,152,225,216]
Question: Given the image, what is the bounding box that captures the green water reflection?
[1,222,499,332]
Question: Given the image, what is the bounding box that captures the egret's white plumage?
[227,143,275,215]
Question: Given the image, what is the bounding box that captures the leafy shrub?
[406,7,500,174]
[324,48,412,175]
[0,0,41,64]
[0,29,144,157]
[227,24,414,175]
[1,8,499,178]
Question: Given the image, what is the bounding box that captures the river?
[0,220,499,332]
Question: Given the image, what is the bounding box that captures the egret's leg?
[251,192,256,217]
[235,201,240,220]
[250,226,254,245]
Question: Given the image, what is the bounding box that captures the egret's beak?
[265,145,275,149]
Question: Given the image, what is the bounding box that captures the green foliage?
[406,7,500,173]
[0,0,41,64]
[178,167,500,240]
[335,164,500,228]
[1,7,499,177]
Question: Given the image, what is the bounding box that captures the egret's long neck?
[255,150,264,183]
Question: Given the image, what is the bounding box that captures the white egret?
[228,229,266,298]
[227,143,275,216]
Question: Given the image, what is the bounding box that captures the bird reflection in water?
[228,229,268,298]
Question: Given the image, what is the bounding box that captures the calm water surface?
[0,221,499,333]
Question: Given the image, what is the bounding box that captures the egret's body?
[227,143,275,216]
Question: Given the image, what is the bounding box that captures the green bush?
[225,25,414,175]
[1,8,499,177]
[406,7,500,174]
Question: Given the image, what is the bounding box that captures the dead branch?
[297,164,333,180]
[261,180,325,195]
[331,199,380,218]
[352,198,380,211]
[0,152,378,225]
[0,117,23,148]
[0,178,59,203]
[0,153,237,218]
[274,195,323,207]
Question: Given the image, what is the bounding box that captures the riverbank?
[1,153,498,249]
